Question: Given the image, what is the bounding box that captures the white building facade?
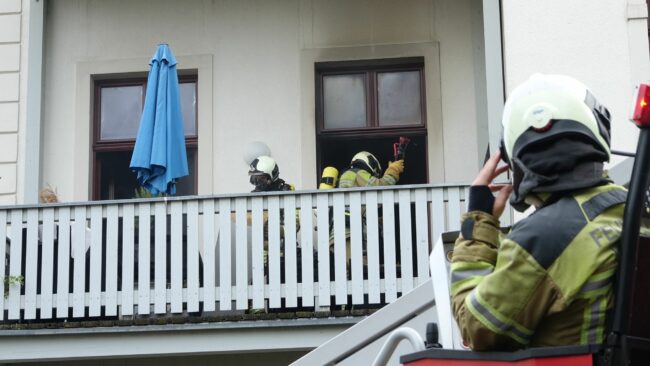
[0,0,648,365]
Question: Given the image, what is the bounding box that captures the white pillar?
[23,0,45,204]
[482,0,505,156]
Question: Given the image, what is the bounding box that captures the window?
[315,57,428,185]
[92,76,198,200]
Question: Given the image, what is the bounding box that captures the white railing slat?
[186,201,200,313]
[268,196,281,308]
[283,195,298,308]
[72,206,86,318]
[463,186,470,214]
[121,204,135,316]
[447,187,462,231]
[316,193,330,306]
[333,192,347,305]
[105,204,119,316]
[137,203,151,315]
[89,205,103,317]
[170,201,183,313]
[251,197,265,309]
[234,198,248,310]
[398,190,414,293]
[154,202,166,314]
[218,198,232,310]
[201,199,216,311]
[56,207,71,318]
[349,192,363,304]
[430,188,445,248]
[381,190,397,303]
[25,209,39,319]
[8,210,23,319]
[0,211,6,320]
[299,194,314,307]
[40,208,55,319]
[365,192,381,304]
[415,189,430,283]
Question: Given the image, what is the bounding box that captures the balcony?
[0,183,484,324]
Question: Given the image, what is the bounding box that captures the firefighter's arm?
[360,160,404,186]
[451,209,516,350]
[452,226,553,351]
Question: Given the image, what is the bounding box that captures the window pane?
[378,71,422,126]
[180,82,197,136]
[323,74,367,129]
[174,150,197,196]
[100,85,143,140]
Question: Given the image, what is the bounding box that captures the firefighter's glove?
[386,160,405,180]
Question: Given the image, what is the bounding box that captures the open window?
[315,57,428,185]
[92,76,198,200]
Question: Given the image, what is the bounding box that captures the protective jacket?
[338,168,398,188]
[451,183,626,351]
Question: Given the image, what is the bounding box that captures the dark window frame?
[315,56,427,135]
[314,57,429,184]
[92,75,198,200]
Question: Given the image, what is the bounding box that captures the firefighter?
[247,155,296,293]
[331,152,405,270]
[451,74,626,350]
[338,151,404,188]
[248,155,294,192]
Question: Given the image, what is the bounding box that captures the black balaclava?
[510,135,609,212]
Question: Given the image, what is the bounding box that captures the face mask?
[249,174,272,192]
[510,157,557,212]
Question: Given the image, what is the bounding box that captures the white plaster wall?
[502,0,650,168]
[434,0,482,183]
[41,0,483,200]
[0,0,22,205]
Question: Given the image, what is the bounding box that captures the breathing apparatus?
[319,166,339,189]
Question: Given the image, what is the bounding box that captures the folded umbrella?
[130,44,188,195]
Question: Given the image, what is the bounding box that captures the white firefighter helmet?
[249,155,279,181]
[501,73,611,164]
[351,151,382,177]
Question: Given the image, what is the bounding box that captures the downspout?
[23,0,45,204]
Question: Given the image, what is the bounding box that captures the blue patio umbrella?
[130,44,188,195]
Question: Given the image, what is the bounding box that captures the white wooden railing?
[0,184,494,322]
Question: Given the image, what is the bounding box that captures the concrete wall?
[39,0,484,201]
[501,0,650,167]
[0,0,23,205]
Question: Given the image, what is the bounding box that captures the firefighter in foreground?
[451,74,626,350]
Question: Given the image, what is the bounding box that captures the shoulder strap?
[581,189,627,221]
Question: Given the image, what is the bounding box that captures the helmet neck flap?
[509,124,610,211]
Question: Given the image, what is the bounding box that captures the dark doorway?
[318,134,428,186]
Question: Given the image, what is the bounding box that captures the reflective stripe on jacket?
[451,183,626,351]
